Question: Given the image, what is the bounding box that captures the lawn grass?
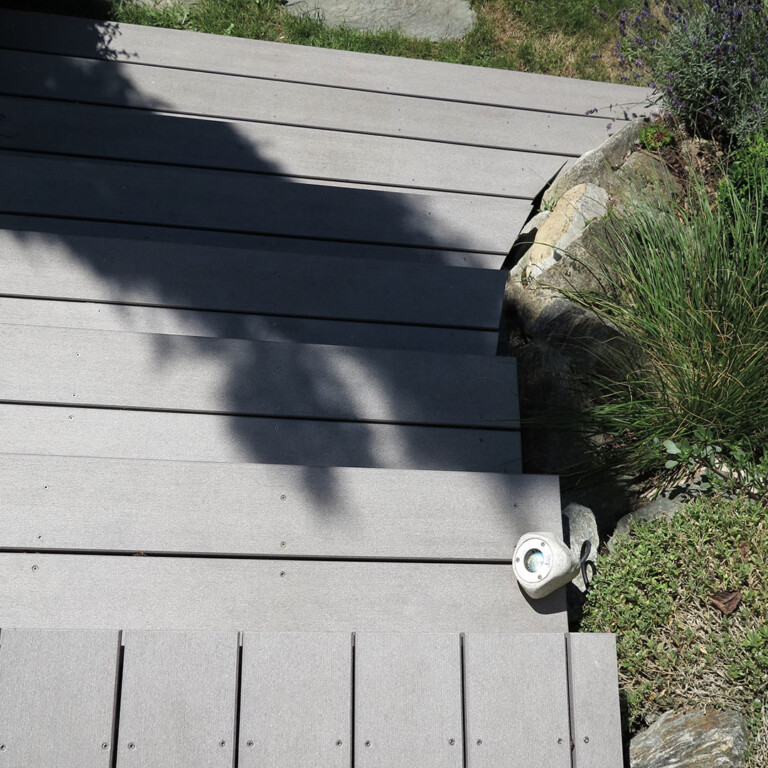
[109,0,624,82]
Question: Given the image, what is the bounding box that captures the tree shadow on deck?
[0,7,527,511]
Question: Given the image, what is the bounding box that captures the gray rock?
[630,709,749,768]
[608,497,682,552]
[285,0,475,40]
[543,118,647,208]
[562,503,598,592]
[614,149,680,206]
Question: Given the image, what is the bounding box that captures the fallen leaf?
[739,542,749,558]
[708,590,743,615]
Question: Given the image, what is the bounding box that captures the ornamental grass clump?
[565,168,768,497]
[616,0,768,144]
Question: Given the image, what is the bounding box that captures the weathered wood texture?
[0,9,651,119]
[568,633,624,768]
[0,454,560,559]
[0,298,497,354]
[117,631,238,768]
[0,629,120,768]
[355,633,463,768]
[0,554,568,633]
[0,324,519,427]
[239,632,352,768]
[464,633,572,767]
[0,95,567,198]
[0,229,506,329]
[0,404,523,472]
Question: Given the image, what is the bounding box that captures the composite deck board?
[0,48,624,158]
[0,214,504,269]
[0,554,568,633]
[0,9,651,119]
[355,633,462,768]
[0,151,528,254]
[0,324,519,427]
[0,229,507,329]
[0,95,567,198]
[568,634,624,768]
[0,404,523,472]
[117,631,238,768]
[464,634,572,767]
[0,629,120,768]
[239,632,352,768]
[0,297,498,354]
[0,454,560,560]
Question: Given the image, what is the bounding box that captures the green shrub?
[720,130,768,212]
[581,496,768,767]
[564,169,768,495]
[637,123,675,151]
[618,1,768,144]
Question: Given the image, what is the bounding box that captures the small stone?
[285,0,475,41]
[608,498,682,552]
[562,503,599,592]
[630,709,749,768]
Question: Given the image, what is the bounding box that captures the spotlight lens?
[524,548,546,573]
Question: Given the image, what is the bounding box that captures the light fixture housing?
[513,532,580,599]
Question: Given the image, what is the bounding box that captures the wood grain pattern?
[464,634,572,768]
[0,454,560,559]
[117,631,238,768]
[568,633,624,768]
[0,629,120,768]
[0,554,568,633]
[239,632,352,768]
[0,324,519,427]
[355,633,463,768]
[0,9,651,119]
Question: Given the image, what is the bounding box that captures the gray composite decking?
[0,8,647,766]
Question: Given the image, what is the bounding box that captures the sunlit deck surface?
[0,9,647,766]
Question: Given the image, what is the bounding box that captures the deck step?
[0,94,566,199]
[0,323,519,428]
[0,629,623,767]
[0,454,556,559]
[0,228,507,329]
[0,7,650,120]
[0,151,527,254]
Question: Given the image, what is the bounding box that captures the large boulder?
[630,709,749,768]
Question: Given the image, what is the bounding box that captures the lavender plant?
[615,0,768,144]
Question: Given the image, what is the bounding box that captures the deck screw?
[247,740,254,748]
[128,743,136,750]
[219,740,226,747]
[37,535,42,540]
[279,571,285,577]
[335,740,342,747]
[476,739,482,746]
[0,744,6,751]
[274,425,279,431]
[583,737,590,744]
[557,738,563,744]
[364,741,371,747]
[280,541,286,548]
[448,739,455,746]
[280,494,287,501]
[31,565,38,572]
[101,742,109,750]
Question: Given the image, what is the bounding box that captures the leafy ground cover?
[582,497,768,767]
[110,0,624,81]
